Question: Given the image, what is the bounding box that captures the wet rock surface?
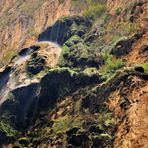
[38,16,91,45]
[27,54,46,75]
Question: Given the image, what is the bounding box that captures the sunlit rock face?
[107,0,136,13]
[0,42,62,95]
[0,0,148,147]
[0,0,72,68]
[1,41,62,83]
[26,42,62,75]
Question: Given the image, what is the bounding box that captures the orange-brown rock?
[108,75,148,148]
[0,0,72,67]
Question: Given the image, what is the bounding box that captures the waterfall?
[0,68,11,104]
[14,55,30,66]
[0,52,32,104]
[56,21,61,43]
[0,40,63,130]
[0,41,62,106]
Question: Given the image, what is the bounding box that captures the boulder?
[68,134,90,147]
[111,37,134,57]
[134,66,144,73]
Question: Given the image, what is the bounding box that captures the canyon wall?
[0,0,72,67]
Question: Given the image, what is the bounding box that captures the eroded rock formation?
[0,0,147,147]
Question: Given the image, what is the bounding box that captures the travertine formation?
[0,0,147,147]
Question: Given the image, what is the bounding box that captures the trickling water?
[0,41,62,121]
[14,55,30,66]
[0,71,9,90]
[38,19,68,45]
[0,86,9,103]
[0,51,32,104]
[49,22,54,42]
[0,68,11,103]
[28,86,41,125]
[0,69,18,104]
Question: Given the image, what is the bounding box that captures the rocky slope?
[0,0,148,147]
[0,0,72,68]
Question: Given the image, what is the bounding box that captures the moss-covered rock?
[0,118,18,145]
[0,66,103,133]
[39,67,103,110]
[111,31,145,57]
[111,36,134,57]
[18,137,30,146]
[0,83,40,130]
[38,16,91,45]
[99,51,125,79]
[60,35,104,69]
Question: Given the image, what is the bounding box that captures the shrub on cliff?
[100,52,125,79]
[83,3,106,19]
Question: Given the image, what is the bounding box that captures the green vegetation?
[83,68,100,77]
[97,112,115,127]
[138,63,148,74]
[115,7,122,15]
[53,116,81,134]
[0,119,18,138]
[82,2,106,19]
[18,137,30,146]
[93,133,112,140]
[71,0,107,20]
[100,52,125,79]
[0,50,16,68]
[29,67,50,79]
[59,35,90,68]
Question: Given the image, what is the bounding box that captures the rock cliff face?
[0,0,148,147]
[0,0,72,67]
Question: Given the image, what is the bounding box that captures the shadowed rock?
[111,31,145,57]
[68,134,90,147]
[134,66,144,73]
[139,45,148,54]
[0,67,11,91]
[111,37,134,57]
[0,83,40,130]
[38,16,91,45]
